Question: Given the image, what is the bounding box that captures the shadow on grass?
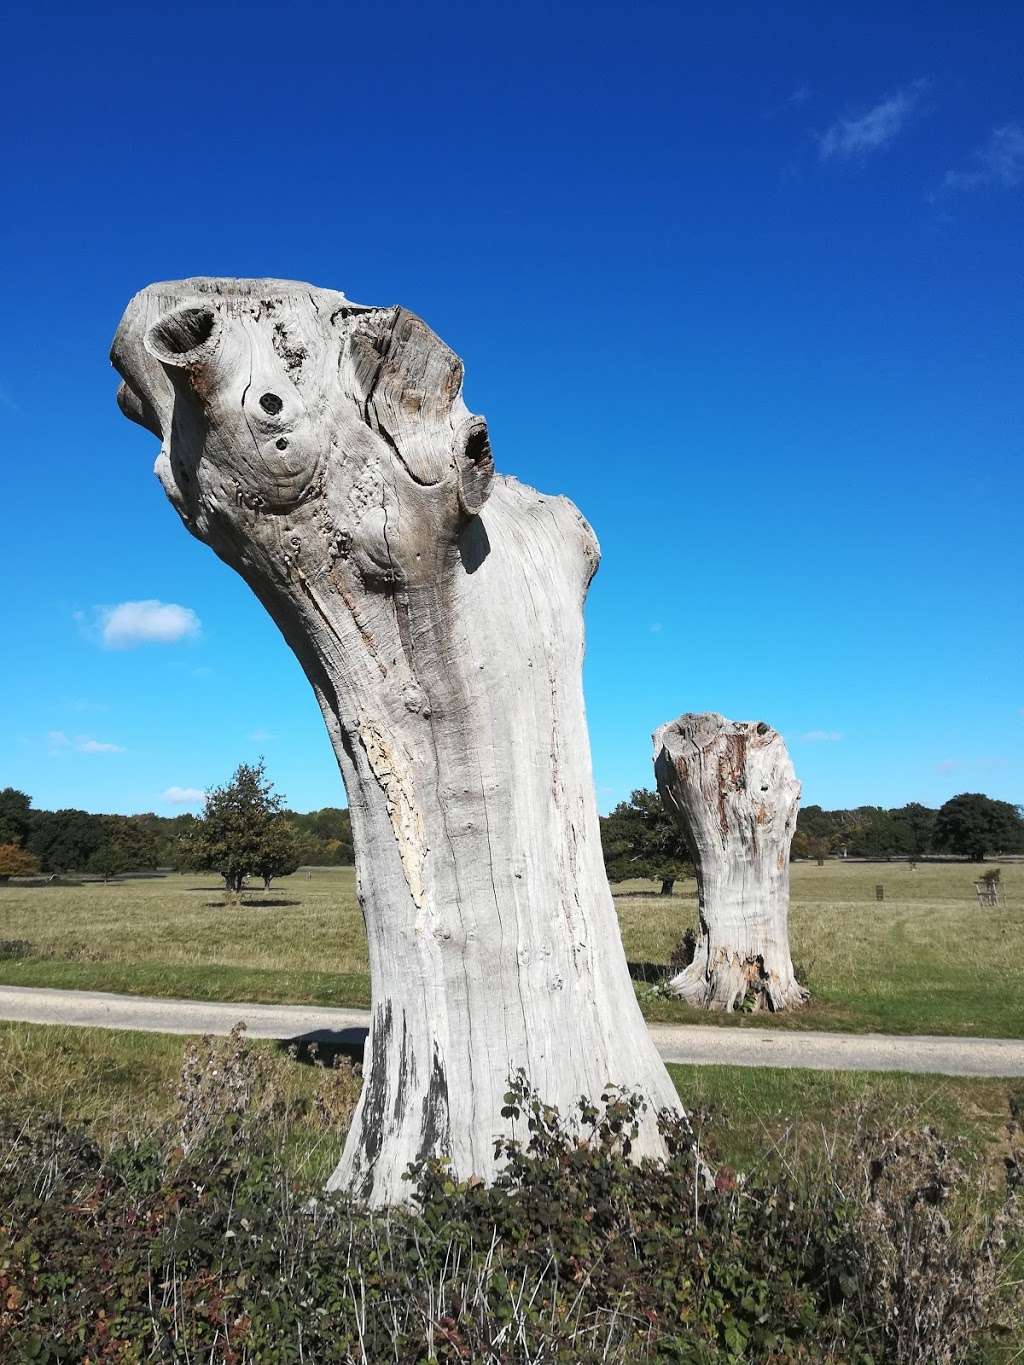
[204,898,303,909]
[8,878,85,889]
[612,890,696,899]
[628,960,671,983]
[281,1027,368,1067]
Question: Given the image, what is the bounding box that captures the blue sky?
[1,1,1021,818]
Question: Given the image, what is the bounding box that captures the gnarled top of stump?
[653,711,779,760]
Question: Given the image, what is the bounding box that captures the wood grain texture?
[654,713,808,1013]
[112,277,683,1203]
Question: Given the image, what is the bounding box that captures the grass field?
[1,860,1021,1037]
[2,1020,1020,1178]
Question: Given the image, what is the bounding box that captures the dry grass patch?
[1,861,1022,1036]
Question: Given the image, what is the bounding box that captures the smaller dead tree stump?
[654,713,808,1013]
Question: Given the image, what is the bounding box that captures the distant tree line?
[794,793,1024,862]
[597,788,1024,889]
[0,782,355,878]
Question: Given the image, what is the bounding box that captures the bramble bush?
[1,1030,1021,1362]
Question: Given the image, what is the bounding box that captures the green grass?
[1,860,1021,1036]
[666,1062,1023,1172]
[1,1021,1018,1178]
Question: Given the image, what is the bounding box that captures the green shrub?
[0,1043,1020,1362]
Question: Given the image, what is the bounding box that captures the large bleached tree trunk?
[654,713,808,1013]
[112,278,683,1204]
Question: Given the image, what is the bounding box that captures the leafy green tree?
[102,816,159,871]
[87,843,133,882]
[841,808,908,858]
[795,805,835,842]
[0,843,41,881]
[27,809,105,872]
[889,802,936,859]
[188,760,295,897]
[808,835,832,864]
[255,819,300,889]
[129,810,199,867]
[0,788,33,846]
[933,793,1024,863]
[600,789,692,894]
[284,806,354,864]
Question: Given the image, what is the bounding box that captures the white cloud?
[817,80,929,160]
[48,730,124,755]
[801,730,843,743]
[649,622,663,634]
[249,728,276,741]
[94,600,201,649]
[161,786,205,805]
[943,124,1024,192]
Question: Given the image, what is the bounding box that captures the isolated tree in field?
[601,789,692,893]
[0,843,41,882]
[189,761,293,896]
[113,276,683,1203]
[934,793,1024,863]
[0,788,33,847]
[654,712,808,1012]
[255,819,300,889]
[87,842,132,883]
[806,835,831,865]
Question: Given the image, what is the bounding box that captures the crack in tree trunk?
[653,713,808,1013]
[112,277,684,1203]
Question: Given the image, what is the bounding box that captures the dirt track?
[2,984,1023,1077]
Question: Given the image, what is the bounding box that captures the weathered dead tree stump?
[112,277,683,1204]
[653,712,808,1012]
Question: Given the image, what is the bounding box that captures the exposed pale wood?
[112,277,684,1203]
[654,713,808,1013]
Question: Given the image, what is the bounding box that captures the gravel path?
[2,984,1022,1077]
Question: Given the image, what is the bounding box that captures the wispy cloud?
[249,728,276,742]
[161,785,205,805]
[801,729,843,743]
[649,622,663,634]
[48,730,125,755]
[817,79,929,160]
[935,756,1008,775]
[942,124,1024,192]
[765,85,813,119]
[66,697,109,713]
[85,600,202,649]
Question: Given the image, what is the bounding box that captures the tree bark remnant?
[111,277,683,1204]
[653,713,808,1013]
